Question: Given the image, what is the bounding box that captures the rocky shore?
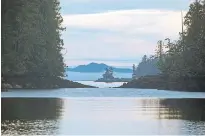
[1,76,95,91]
[95,78,132,82]
[120,75,205,92]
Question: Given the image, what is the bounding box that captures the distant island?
[66,62,132,73]
[95,67,132,82]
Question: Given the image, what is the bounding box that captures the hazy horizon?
[60,0,193,67]
[67,62,133,68]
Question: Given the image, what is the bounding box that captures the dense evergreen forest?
[133,55,160,77]
[1,0,93,89]
[2,0,65,77]
[122,0,205,91]
[156,0,205,79]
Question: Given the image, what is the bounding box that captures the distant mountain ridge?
[66,62,132,73]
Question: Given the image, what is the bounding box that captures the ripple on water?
[1,120,59,135]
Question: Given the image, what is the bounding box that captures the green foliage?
[2,0,65,79]
[157,0,205,78]
[134,55,161,77]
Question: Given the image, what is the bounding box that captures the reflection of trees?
[160,99,205,121]
[1,98,64,135]
[135,99,205,121]
[1,98,63,120]
[134,99,178,119]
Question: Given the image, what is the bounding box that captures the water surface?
[2,88,205,135]
[2,97,205,135]
[2,88,205,98]
[76,81,126,88]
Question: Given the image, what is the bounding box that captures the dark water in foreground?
[2,90,205,135]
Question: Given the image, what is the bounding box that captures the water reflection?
[138,99,205,121]
[1,98,205,135]
[1,98,63,135]
[160,99,205,121]
[2,98,63,120]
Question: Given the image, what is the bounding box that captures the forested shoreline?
[132,55,160,77]
[1,0,94,90]
[121,0,205,92]
[2,0,205,91]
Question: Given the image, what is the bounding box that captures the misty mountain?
[66,63,132,73]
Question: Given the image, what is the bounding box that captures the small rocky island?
[95,67,132,83]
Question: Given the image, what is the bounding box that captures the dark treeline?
[157,0,205,78]
[136,0,205,78]
[1,0,94,89]
[155,0,205,91]
[2,0,65,78]
[122,0,205,91]
[133,55,160,77]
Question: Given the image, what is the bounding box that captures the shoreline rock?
[1,76,96,91]
[1,83,12,92]
[119,75,205,92]
[95,78,132,83]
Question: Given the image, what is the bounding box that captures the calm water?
[65,71,131,81]
[76,81,126,88]
[2,88,205,98]
[2,88,205,135]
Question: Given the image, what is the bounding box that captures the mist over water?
[66,71,131,81]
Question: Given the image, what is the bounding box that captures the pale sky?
[60,0,192,67]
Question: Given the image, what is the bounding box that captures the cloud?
[61,9,187,66]
[189,0,196,4]
[63,9,186,38]
[62,31,157,66]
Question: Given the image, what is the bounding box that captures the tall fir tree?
[2,0,66,82]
